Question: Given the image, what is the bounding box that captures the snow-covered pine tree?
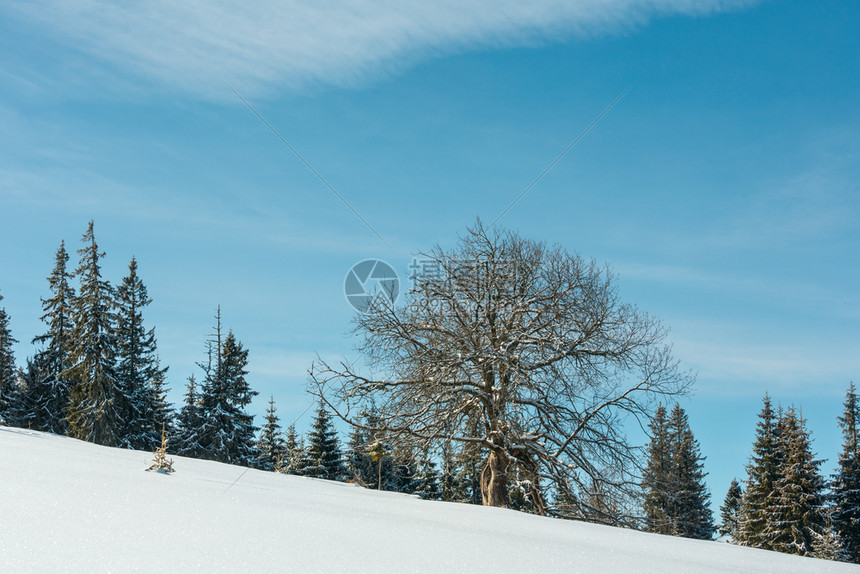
[255,396,286,471]
[813,507,849,562]
[764,407,827,556]
[456,441,484,505]
[390,445,419,494]
[198,312,259,466]
[643,404,672,534]
[643,404,713,539]
[814,527,849,562]
[719,478,744,541]
[13,360,42,427]
[148,422,175,474]
[344,408,399,489]
[345,423,374,485]
[506,450,547,515]
[414,446,440,500]
[737,394,782,548]
[439,439,461,502]
[304,402,346,481]
[454,415,484,505]
[65,222,123,446]
[115,257,168,450]
[668,404,714,539]
[278,423,307,476]
[28,242,76,434]
[147,359,173,443]
[0,291,21,425]
[832,382,860,563]
[174,374,204,458]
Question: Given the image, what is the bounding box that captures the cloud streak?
[6,0,758,98]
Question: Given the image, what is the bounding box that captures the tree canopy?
[311,221,692,518]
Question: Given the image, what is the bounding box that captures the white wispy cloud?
[673,334,859,397]
[6,0,758,98]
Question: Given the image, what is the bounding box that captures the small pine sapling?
[149,422,175,474]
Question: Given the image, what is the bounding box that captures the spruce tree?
[13,360,41,428]
[65,222,123,446]
[175,374,204,458]
[832,382,860,563]
[198,314,258,466]
[115,257,167,450]
[390,445,419,494]
[414,446,440,500]
[304,402,345,480]
[439,439,462,502]
[28,242,76,434]
[643,404,672,534]
[0,291,20,425]
[278,423,307,476]
[147,359,173,443]
[456,443,484,505]
[455,415,484,505]
[346,423,374,485]
[643,404,713,539]
[737,394,782,548]
[255,396,286,471]
[668,404,714,539]
[764,407,827,556]
[814,506,849,562]
[344,409,398,489]
[719,478,744,541]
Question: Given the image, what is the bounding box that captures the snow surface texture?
[1,426,854,573]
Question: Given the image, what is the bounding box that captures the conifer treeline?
[718,389,860,562]
[0,222,474,502]
[1,222,858,562]
[253,400,483,503]
[0,223,171,448]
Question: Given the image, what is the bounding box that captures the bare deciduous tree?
[311,221,692,521]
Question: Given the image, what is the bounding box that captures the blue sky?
[1,0,859,510]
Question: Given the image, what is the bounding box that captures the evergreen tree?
[764,407,828,556]
[643,405,672,534]
[507,452,546,515]
[147,358,173,443]
[198,312,259,466]
[832,382,860,563]
[813,512,849,562]
[414,446,440,500]
[12,360,41,428]
[29,242,76,434]
[390,445,419,494]
[174,374,204,458]
[668,404,714,539]
[304,402,345,480]
[255,396,286,471]
[0,290,19,425]
[65,222,123,446]
[115,257,167,450]
[345,409,400,489]
[737,394,782,548]
[439,439,462,502]
[719,478,744,540]
[278,423,307,476]
[643,404,713,539]
[454,415,484,505]
[346,423,375,485]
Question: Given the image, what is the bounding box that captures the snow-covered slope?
[0,426,854,573]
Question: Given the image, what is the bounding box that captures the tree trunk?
[481,448,509,507]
